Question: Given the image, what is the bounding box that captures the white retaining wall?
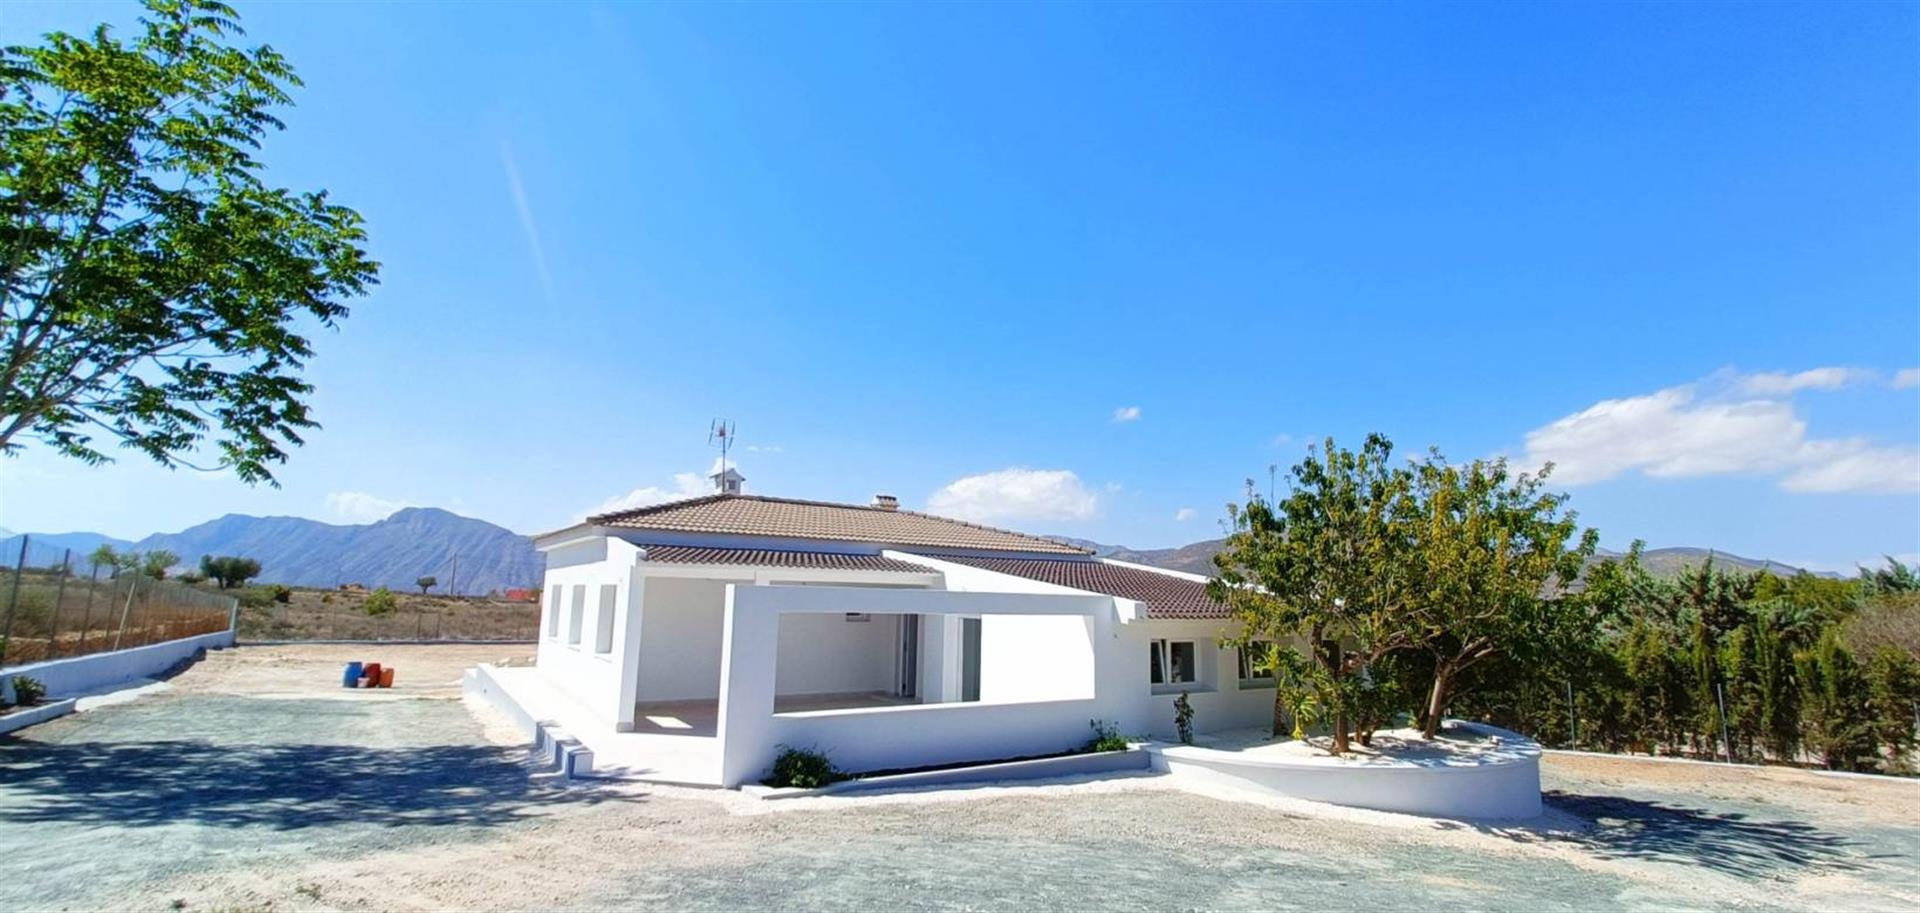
[0,628,234,703]
[1154,722,1544,819]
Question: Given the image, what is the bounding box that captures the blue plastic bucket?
[343,661,363,688]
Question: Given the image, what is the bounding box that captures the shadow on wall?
[1454,791,1865,880]
[0,738,642,830]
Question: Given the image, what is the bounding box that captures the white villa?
[495,469,1277,788]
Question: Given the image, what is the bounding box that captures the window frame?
[593,583,618,654]
[546,584,562,638]
[566,584,587,646]
[1149,638,1198,689]
[1238,641,1276,688]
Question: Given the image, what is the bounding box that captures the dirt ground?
[236,589,539,641]
[3,645,1917,913]
[172,643,536,699]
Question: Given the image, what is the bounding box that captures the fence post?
[0,534,27,666]
[227,594,239,641]
[77,564,101,655]
[46,549,72,659]
[113,575,138,652]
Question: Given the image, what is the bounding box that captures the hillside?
[3,509,543,595]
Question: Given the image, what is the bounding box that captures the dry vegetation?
[236,587,537,642]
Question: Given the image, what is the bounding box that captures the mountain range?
[0,508,543,595]
[0,509,1845,596]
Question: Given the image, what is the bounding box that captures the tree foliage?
[0,0,377,483]
[199,553,258,588]
[415,575,436,595]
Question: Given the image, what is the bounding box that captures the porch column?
[614,568,647,731]
[715,582,779,787]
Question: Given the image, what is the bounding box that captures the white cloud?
[1111,406,1142,423]
[581,472,710,519]
[1269,433,1295,448]
[1174,507,1197,522]
[1522,374,1920,494]
[1893,368,1920,390]
[1738,366,1869,395]
[325,491,415,524]
[744,444,784,453]
[927,468,1100,523]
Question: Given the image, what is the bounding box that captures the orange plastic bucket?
[380,667,395,688]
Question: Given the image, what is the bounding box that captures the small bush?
[10,675,47,707]
[363,587,398,616]
[765,745,841,788]
[271,584,293,604]
[1087,719,1130,753]
[1174,691,1195,744]
[237,585,278,608]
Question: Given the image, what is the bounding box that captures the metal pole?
[46,550,72,659]
[1567,678,1577,749]
[112,575,138,651]
[1715,681,1733,763]
[0,535,28,665]
[77,563,101,655]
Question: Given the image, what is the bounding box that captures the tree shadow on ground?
[0,738,642,830]
[1446,790,1863,880]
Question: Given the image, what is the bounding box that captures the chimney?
[871,493,899,511]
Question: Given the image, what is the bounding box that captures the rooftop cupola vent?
[712,467,745,494]
[871,493,899,511]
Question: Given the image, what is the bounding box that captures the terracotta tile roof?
[637,545,931,573]
[920,555,1229,619]
[590,494,1091,556]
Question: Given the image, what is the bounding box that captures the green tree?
[140,548,177,579]
[1752,608,1803,763]
[1865,647,1919,772]
[198,553,259,588]
[362,586,396,616]
[88,542,118,577]
[0,0,377,483]
[1209,434,1417,754]
[1799,630,1877,772]
[415,575,436,595]
[1402,455,1595,739]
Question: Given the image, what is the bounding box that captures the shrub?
[765,746,841,788]
[363,587,398,616]
[1174,691,1195,744]
[237,585,278,608]
[10,675,47,707]
[1087,719,1130,753]
[271,584,293,604]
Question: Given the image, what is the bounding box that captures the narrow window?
[547,584,562,638]
[1167,641,1197,684]
[594,584,617,654]
[1149,639,1166,685]
[1239,641,1275,683]
[567,584,586,645]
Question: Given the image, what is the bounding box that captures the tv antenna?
[708,418,735,480]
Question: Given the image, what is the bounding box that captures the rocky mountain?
[1,508,542,594]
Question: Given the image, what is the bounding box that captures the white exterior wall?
[1123,617,1276,740]
[717,583,1132,786]
[975,614,1095,703]
[634,576,730,701]
[535,537,644,729]
[774,612,900,696]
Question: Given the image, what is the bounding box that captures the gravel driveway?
[2,645,1915,912]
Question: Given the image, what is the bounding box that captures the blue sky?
[1,2,1916,570]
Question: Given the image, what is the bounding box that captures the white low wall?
[0,629,234,703]
[769,698,1105,775]
[1154,723,1544,820]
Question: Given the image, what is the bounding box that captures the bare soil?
[173,643,535,699]
[236,588,539,642]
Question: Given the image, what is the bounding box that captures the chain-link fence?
[0,545,235,669]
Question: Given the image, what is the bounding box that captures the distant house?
[496,469,1271,787]
[501,588,540,603]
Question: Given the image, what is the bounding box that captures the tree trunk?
[1331,707,1350,754]
[1272,687,1286,739]
[1423,667,1452,739]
